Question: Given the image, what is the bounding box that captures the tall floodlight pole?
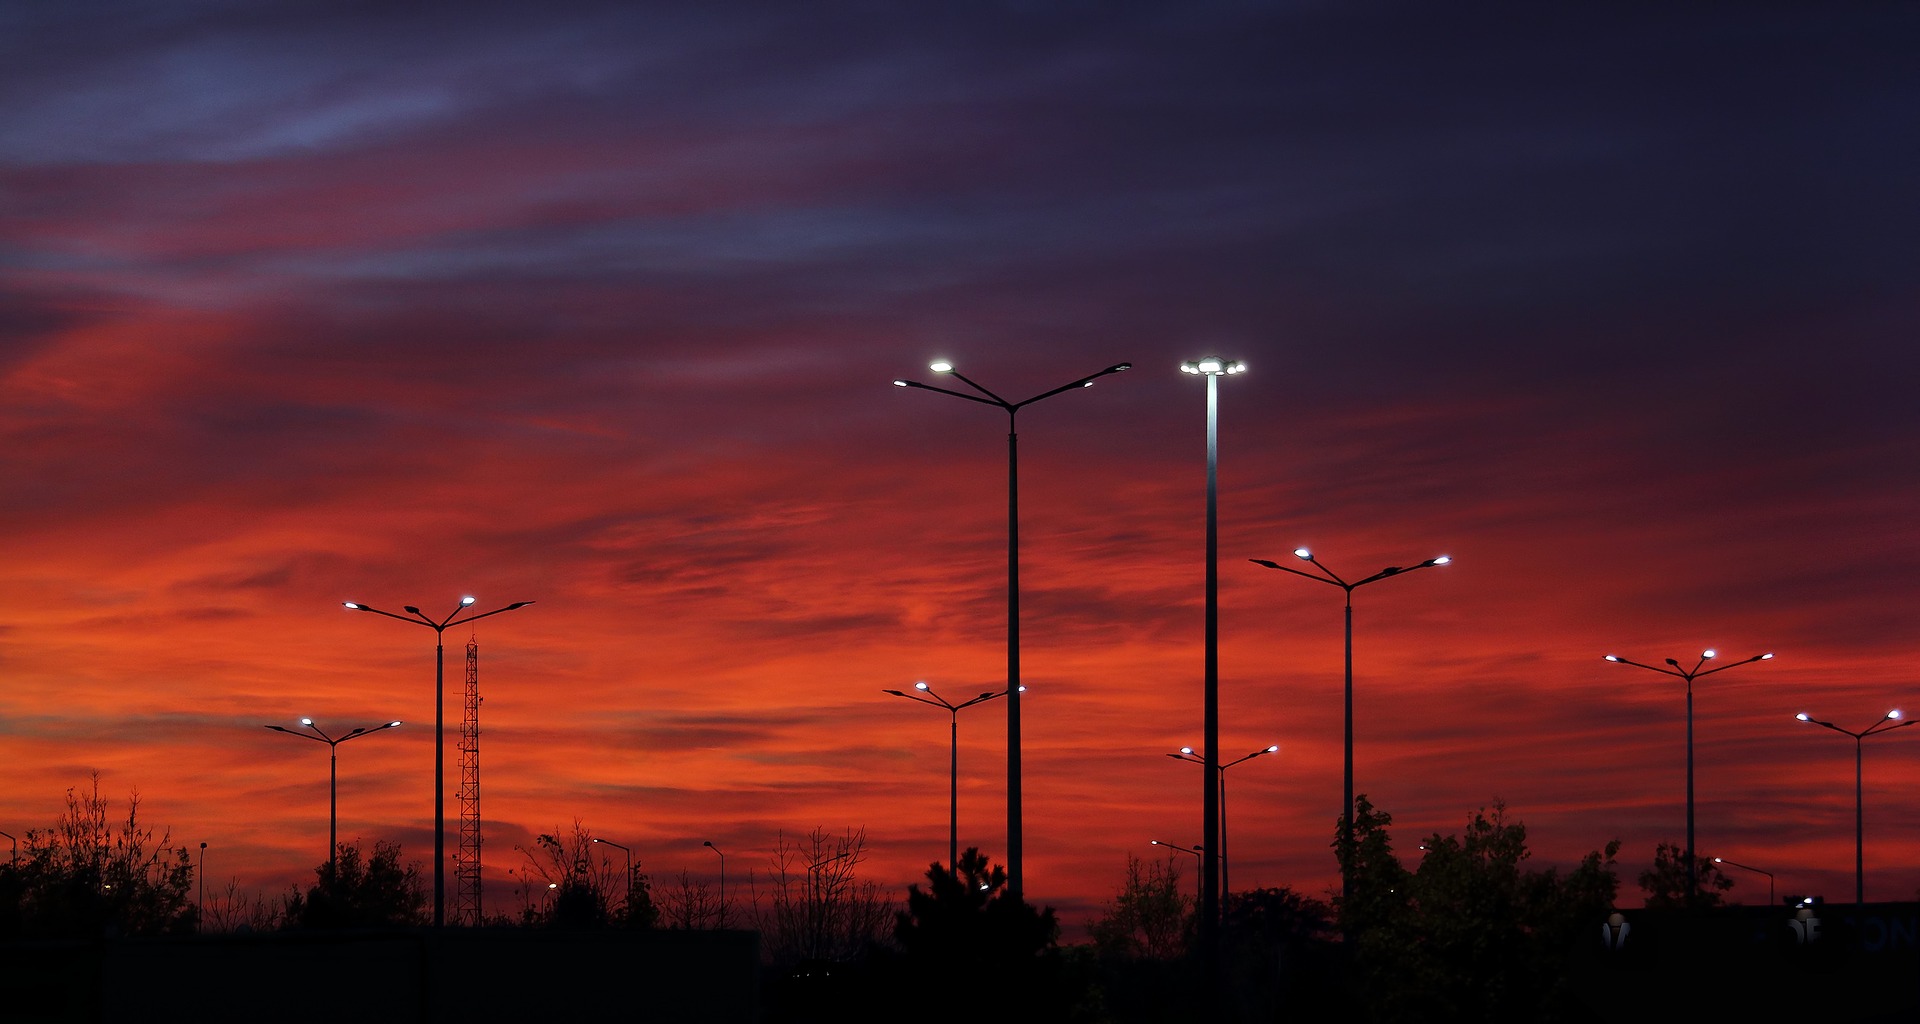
[344,596,533,927]
[1180,355,1242,987]
[1795,710,1915,907]
[263,718,402,873]
[883,681,1008,870]
[1604,649,1772,906]
[1168,743,1277,901]
[893,358,1131,899]
[1249,549,1448,911]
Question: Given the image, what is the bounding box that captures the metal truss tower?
[454,634,483,925]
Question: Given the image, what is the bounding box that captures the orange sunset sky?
[3,2,1917,929]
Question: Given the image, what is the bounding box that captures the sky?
[3,1,1918,930]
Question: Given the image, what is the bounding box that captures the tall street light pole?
[1795,710,1915,907]
[1604,649,1772,906]
[893,358,1130,900]
[344,596,533,927]
[264,718,402,874]
[1249,548,1448,911]
[1181,355,1243,984]
[883,681,1008,870]
[1168,743,1277,902]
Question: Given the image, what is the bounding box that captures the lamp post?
[1181,356,1243,968]
[343,596,533,927]
[883,681,1009,870]
[1151,840,1206,901]
[1168,743,1277,901]
[704,840,726,925]
[1712,856,1775,905]
[894,358,1130,899]
[593,837,633,913]
[1249,549,1448,911]
[1795,710,1916,907]
[1604,649,1772,906]
[1,830,15,866]
[198,842,207,912]
[263,718,402,873]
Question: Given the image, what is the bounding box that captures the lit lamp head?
[1180,357,1246,376]
[929,360,954,373]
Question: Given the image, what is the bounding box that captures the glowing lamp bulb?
[1796,713,1811,721]
[1293,548,1312,560]
[461,596,476,606]
[1433,555,1452,565]
[915,681,929,691]
[300,718,313,726]
[929,360,953,373]
[1702,649,1717,659]
[1890,709,1903,720]
[1179,746,1195,755]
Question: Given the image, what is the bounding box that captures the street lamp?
[1795,710,1916,906]
[894,358,1130,899]
[593,837,633,912]
[1151,840,1206,901]
[0,830,15,866]
[344,596,533,927]
[263,718,402,873]
[1168,743,1277,901]
[1712,856,1775,905]
[704,840,726,925]
[1250,548,1448,911]
[1181,356,1243,965]
[883,680,1009,870]
[198,842,207,912]
[1604,649,1772,906]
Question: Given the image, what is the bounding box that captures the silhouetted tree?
[516,821,657,929]
[1344,799,1621,1024]
[1334,793,1412,938]
[1637,841,1732,910]
[1222,887,1339,1022]
[659,869,728,929]
[285,839,426,929]
[1089,852,1191,960]
[889,848,1072,1019]
[1,774,195,939]
[748,827,890,967]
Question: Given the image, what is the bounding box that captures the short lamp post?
[883,681,1008,870]
[264,718,402,873]
[1250,548,1447,912]
[343,596,533,927]
[1795,710,1916,907]
[1151,840,1206,901]
[1167,743,1277,902]
[1604,649,1772,906]
[893,358,1130,900]
[1712,856,1775,905]
[593,837,633,912]
[704,841,726,925]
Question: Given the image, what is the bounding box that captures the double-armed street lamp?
[1249,548,1448,910]
[343,595,533,927]
[1795,709,1916,907]
[1168,743,1278,901]
[1180,357,1244,965]
[884,681,1010,870]
[264,718,402,873]
[1604,649,1773,906]
[893,358,1130,900]
[1712,856,1775,905]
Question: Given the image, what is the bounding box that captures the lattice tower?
[454,633,483,925]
